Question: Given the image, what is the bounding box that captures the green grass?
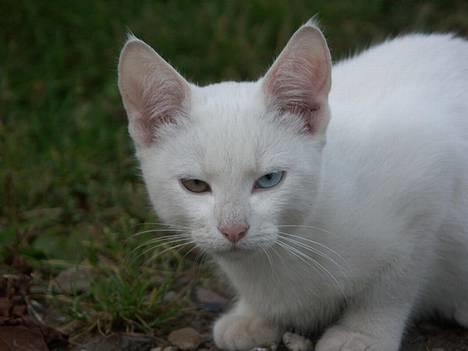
[1,0,468,339]
[59,253,182,336]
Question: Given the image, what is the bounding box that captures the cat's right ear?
[118,36,190,148]
[262,20,332,136]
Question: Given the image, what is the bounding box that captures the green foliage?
[1,0,467,337]
[45,224,186,336]
[67,255,181,335]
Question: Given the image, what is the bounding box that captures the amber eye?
[180,179,211,193]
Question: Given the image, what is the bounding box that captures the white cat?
[118,20,468,351]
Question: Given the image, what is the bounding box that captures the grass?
[62,256,181,335]
[1,0,468,341]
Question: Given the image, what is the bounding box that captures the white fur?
[118,21,468,351]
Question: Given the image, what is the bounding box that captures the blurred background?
[1,0,468,349]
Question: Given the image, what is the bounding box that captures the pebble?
[71,334,155,351]
[282,332,313,351]
[163,347,178,351]
[163,291,178,302]
[168,327,203,350]
[192,287,229,313]
[54,265,95,294]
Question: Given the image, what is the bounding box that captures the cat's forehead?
[191,81,264,115]
[190,81,270,143]
[169,81,291,177]
[190,82,269,172]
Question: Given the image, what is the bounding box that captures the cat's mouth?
[211,242,259,258]
[227,244,245,252]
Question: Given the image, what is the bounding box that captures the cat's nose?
[218,223,249,243]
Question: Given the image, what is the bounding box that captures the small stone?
[164,291,177,302]
[249,343,278,351]
[151,348,162,351]
[192,287,229,313]
[121,334,155,350]
[70,335,120,351]
[168,327,203,350]
[163,347,178,351]
[0,326,49,351]
[282,332,313,351]
[54,266,95,294]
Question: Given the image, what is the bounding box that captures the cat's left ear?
[262,20,332,135]
[118,36,190,148]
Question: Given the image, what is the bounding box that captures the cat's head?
[118,20,332,256]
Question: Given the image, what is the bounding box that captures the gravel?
[168,327,203,350]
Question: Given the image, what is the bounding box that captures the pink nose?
[218,223,249,243]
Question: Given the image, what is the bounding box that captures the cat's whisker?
[139,222,191,229]
[278,234,348,276]
[193,249,209,273]
[136,237,193,258]
[138,233,189,242]
[142,241,194,262]
[141,236,191,249]
[275,241,323,295]
[276,240,319,273]
[278,236,350,287]
[182,244,199,260]
[271,242,319,298]
[129,228,187,239]
[148,241,196,261]
[278,231,346,264]
[261,247,275,281]
[278,224,331,234]
[277,239,346,301]
[266,246,283,285]
[131,234,190,253]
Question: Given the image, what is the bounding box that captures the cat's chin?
[210,245,258,260]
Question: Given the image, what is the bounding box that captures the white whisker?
[137,237,192,258]
[262,247,277,283]
[132,234,189,253]
[182,244,199,259]
[139,222,191,229]
[277,239,346,300]
[278,224,331,234]
[279,235,348,276]
[149,241,195,261]
[278,231,346,264]
[129,228,187,239]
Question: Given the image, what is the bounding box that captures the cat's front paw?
[315,326,385,351]
[213,313,280,350]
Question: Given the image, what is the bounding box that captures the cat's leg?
[315,308,409,351]
[213,299,281,351]
[315,257,423,351]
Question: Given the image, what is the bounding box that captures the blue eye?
[254,171,285,190]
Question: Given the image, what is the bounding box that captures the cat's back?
[323,33,468,215]
[328,33,468,155]
[330,33,468,109]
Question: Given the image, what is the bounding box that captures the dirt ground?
[2,273,468,350]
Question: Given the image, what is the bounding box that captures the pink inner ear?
[265,55,327,134]
[131,74,188,146]
[284,103,321,134]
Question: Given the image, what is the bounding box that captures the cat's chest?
[221,255,344,328]
[257,275,341,329]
